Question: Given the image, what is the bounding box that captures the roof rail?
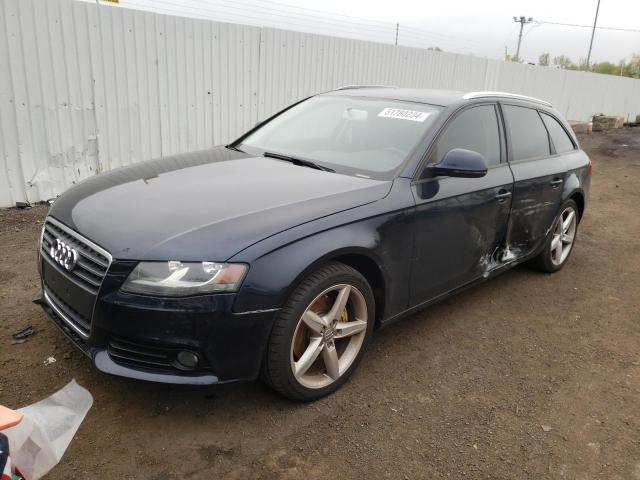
[463,91,552,107]
[334,85,396,91]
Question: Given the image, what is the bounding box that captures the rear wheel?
[529,199,579,273]
[262,262,375,401]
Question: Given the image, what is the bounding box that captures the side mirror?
[428,148,488,178]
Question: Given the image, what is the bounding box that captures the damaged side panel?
[506,156,567,258]
[483,151,590,274]
[409,163,514,305]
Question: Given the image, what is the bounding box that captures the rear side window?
[432,105,501,166]
[541,113,575,154]
[503,105,550,161]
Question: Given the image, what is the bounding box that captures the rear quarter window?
[503,105,550,161]
[541,112,575,154]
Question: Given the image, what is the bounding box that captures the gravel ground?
[1,130,639,479]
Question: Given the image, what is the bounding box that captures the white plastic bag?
[4,379,93,480]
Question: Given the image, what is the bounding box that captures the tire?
[261,262,375,401]
[529,199,579,273]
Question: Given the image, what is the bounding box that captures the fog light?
[176,351,199,370]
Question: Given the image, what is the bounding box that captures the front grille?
[44,285,92,336]
[41,290,92,356]
[41,217,111,295]
[41,217,112,338]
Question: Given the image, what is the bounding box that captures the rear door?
[409,103,514,305]
[502,104,567,257]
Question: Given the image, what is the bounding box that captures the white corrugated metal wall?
[1,0,640,207]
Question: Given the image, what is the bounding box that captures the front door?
[409,103,514,306]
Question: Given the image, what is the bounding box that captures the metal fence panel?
[1,0,640,207]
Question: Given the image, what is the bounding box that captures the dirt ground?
[1,130,639,479]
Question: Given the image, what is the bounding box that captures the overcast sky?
[99,0,640,64]
[361,0,640,63]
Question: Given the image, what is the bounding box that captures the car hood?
[49,147,392,261]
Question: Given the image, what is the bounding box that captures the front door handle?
[550,178,564,187]
[495,190,512,202]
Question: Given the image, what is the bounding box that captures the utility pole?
[395,23,399,46]
[586,0,601,68]
[513,16,533,62]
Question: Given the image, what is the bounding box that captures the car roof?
[323,86,552,108]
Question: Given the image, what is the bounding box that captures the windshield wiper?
[263,151,335,172]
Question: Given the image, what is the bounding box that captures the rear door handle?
[495,190,512,202]
[550,178,564,187]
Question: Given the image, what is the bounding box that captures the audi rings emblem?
[50,238,78,271]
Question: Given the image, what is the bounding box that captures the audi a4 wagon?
[37,87,591,400]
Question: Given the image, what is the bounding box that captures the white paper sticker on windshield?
[378,108,430,122]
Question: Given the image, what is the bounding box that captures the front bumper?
[37,264,279,385]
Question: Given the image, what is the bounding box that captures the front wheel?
[261,262,375,401]
[529,199,579,273]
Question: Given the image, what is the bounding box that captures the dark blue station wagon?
[37,87,591,400]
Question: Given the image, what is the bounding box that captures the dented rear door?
[501,104,566,257]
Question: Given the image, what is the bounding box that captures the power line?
[522,22,542,40]
[399,25,498,51]
[100,0,504,57]
[400,25,489,46]
[110,0,498,55]
[536,20,640,33]
[124,0,395,40]
[239,0,395,28]
[502,24,519,45]
[157,0,392,33]
[90,0,640,63]
[131,0,395,34]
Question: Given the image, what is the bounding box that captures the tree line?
[535,52,640,78]
[429,46,639,78]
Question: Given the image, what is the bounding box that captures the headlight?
[121,261,248,296]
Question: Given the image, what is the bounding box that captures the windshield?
[239,95,442,179]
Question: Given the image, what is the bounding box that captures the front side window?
[239,95,442,180]
[430,104,501,167]
[541,112,575,154]
[503,105,550,161]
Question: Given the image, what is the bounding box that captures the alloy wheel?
[290,284,368,389]
[550,206,577,266]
